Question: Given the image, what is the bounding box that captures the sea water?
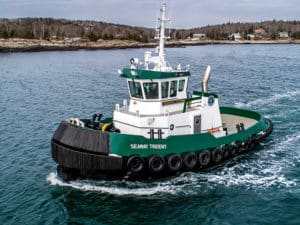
[0,44,299,224]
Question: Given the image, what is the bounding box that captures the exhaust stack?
[202,65,211,93]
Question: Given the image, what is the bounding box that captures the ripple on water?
[234,90,300,108]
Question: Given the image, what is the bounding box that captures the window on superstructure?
[143,82,159,99]
[178,80,185,92]
[128,81,143,99]
[161,81,169,99]
[170,80,178,97]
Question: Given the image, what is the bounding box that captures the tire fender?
[222,145,230,160]
[211,148,223,163]
[198,150,211,167]
[166,154,183,172]
[148,155,165,173]
[182,152,198,170]
[127,155,144,173]
[229,145,237,156]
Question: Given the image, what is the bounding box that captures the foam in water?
[47,172,180,196]
[234,90,300,108]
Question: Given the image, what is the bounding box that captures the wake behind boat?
[51,4,272,181]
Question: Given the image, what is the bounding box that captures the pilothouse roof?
[119,3,190,80]
[120,68,190,80]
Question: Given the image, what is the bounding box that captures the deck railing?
[182,96,203,113]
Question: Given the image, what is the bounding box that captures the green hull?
[109,107,270,157]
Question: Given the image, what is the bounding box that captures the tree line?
[177,20,300,40]
[0,18,299,42]
[0,18,152,42]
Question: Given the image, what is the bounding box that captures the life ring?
[148,155,165,173]
[166,154,182,172]
[182,152,197,170]
[198,150,211,167]
[127,155,145,173]
[211,148,223,163]
[222,145,230,160]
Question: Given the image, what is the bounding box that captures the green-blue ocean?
[0,44,299,224]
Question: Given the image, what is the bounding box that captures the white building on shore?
[278,32,289,39]
[191,33,206,40]
[228,33,241,41]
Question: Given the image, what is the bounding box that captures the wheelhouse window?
[143,82,159,99]
[128,81,143,99]
[161,81,169,99]
[170,80,178,97]
[178,79,185,92]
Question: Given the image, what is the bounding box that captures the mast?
[156,3,169,69]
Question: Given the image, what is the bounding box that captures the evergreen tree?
[88,32,98,41]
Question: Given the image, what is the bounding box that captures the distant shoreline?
[0,38,299,52]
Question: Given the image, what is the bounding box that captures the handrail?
[193,91,218,98]
[182,96,202,113]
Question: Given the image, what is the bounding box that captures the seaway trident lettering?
[130,144,167,150]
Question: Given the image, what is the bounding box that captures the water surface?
[0,44,299,224]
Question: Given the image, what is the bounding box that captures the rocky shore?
[0,38,299,52]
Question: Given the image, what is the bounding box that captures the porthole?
[208,95,215,106]
[170,124,174,130]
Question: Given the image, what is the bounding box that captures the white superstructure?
[113,4,225,139]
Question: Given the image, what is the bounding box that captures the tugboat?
[51,4,273,181]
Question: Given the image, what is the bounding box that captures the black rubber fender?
[166,154,183,172]
[255,133,264,142]
[236,143,243,154]
[266,119,273,137]
[198,150,211,167]
[247,138,256,151]
[211,148,223,163]
[229,145,237,156]
[52,121,110,155]
[222,145,230,160]
[241,142,249,152]
[127,155,145,173]
[148,155,165,173]
[182,152,198,170]
[255,119,273,142]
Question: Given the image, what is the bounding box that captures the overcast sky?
[0,0,299,28]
